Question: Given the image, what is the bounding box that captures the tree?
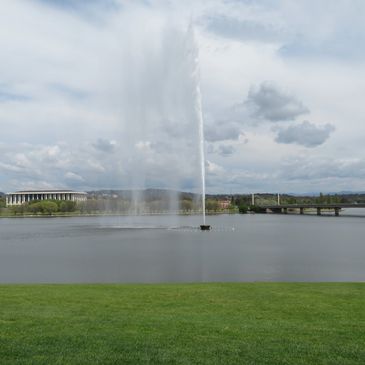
[316,192,326,204]
[287,197,297,204]
[40,201,58,215]
[12,205,25,215]
[180,199,193,211]
[24,200,59,215]
[28,202,42,214]
[249,205,266,213]
[59,201,76,212]
[206,199,219,212]
[238,204,248,214]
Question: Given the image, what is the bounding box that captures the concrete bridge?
[260,203,365,216]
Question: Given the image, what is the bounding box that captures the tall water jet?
[187,24,208,228]
[196,65,206,226]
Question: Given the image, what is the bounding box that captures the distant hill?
[85,189,365,206]
[87,188,200,201]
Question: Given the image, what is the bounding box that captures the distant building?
[218,199,231,209]
[5,190,87,206]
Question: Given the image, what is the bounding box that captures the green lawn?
[0,283,364,364]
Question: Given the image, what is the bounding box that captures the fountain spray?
[188,24,210,230]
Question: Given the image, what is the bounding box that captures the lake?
[0,212,364,283]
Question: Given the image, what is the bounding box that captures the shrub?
[40,201,58,215]
[249,205,266,213]
[59,201,76,212]
[238,204,248,214]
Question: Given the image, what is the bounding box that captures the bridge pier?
[260,204,360,216]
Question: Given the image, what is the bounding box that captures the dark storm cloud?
[247,82,309,122]
[275,121,335,147]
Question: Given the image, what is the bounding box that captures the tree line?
[1,191,363,216]
[11,200,77,215]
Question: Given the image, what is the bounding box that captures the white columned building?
[5,190,87,206]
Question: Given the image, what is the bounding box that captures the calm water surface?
[0,212,364,282]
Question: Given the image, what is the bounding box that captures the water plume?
[103,17,206,223]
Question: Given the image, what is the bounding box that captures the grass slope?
[0,283,364,364]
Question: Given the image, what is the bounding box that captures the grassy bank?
[0,283,364,364]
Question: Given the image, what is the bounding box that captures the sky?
[1,0,365,194]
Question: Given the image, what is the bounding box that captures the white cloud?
[0,0,365,194]
[93,138,117,153]
[206,160,224,175]
[246,81,309,122]
[275,121,335,147]
[135,141,152,152]
[205,121,242,142]
[277,155,365,192]
[217,144,236,156]
[204,15,286,44]
[65,171,84,182]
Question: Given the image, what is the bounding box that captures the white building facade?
[5,190,87,206]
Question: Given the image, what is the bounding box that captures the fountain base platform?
[200,225,211,231]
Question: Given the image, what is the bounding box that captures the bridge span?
[259,203,365,216]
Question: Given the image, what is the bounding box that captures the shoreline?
[1,210,365,218]
[0,211,234,218]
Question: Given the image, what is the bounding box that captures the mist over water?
[107,21,206,220]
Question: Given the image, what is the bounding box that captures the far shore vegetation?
[0,283,364,364]
[0,191,364,217]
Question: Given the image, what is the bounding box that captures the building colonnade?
[5,191,87,206]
